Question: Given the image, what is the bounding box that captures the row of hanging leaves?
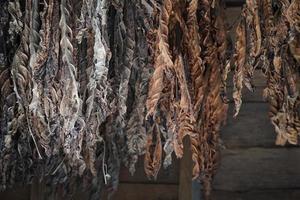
[0,0,230,198]
[0,0,155,198]
[1,0,299,199]
[233,0,300,147]
[144,1,229,199]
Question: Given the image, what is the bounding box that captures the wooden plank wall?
[112,155,180,200]
[211,69,300,199]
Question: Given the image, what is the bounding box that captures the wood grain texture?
[110,183,178,200]
[212,189,300,200]
[30,179,46,200]
[221,103,277,148]
[224,0,245,7]
[179,137,192,200]
[213,148,300,191]
[0,185,30,200]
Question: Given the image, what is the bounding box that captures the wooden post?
[178,136,193,200]
[30,178,44,200]
[30,178,59,200]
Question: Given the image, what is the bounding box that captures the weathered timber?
[221,103,277,148]
[179,136,193,200]
[213,148,300,191]
[110,183,178,200]
[212,189,300,200]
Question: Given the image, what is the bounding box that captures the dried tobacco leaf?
[234,0,300,146]
[4,0,300,200]
[143,1,229,199]
[233,17,246,117]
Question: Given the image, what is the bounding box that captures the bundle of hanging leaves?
[0,0,154,198]
[144,0,230,198]
[233,0,300,146]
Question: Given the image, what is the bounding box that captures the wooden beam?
[179,136,193,200]
[224,0,245,7]
[0,185,30,200]
[221,103,277,148]
[110,183,178,200]
[213,148,300,191]
[212,189,300,200]
[30,179,44,200]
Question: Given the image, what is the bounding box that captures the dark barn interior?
[1,0,300,199]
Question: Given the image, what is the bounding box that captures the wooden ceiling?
[225,0,245,7]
